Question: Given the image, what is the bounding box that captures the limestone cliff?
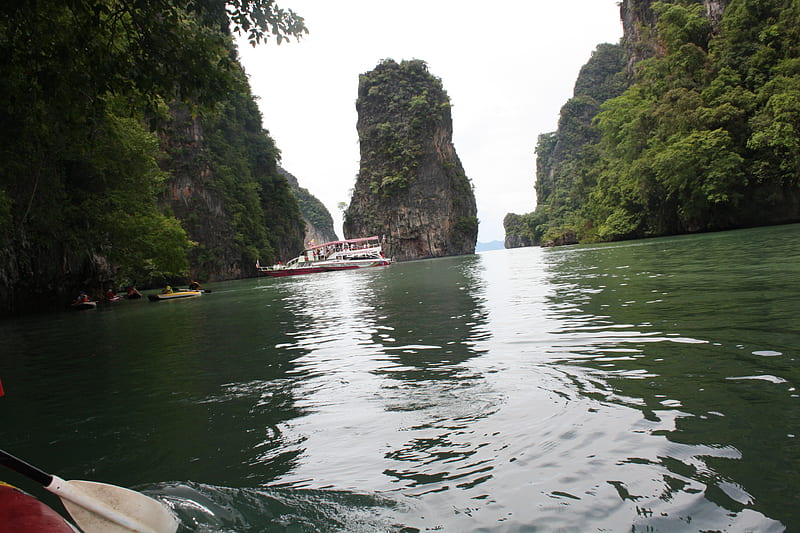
[343,59,478,261]
[620,0,730,74]
[160,101,305,281]
[704,0,730,32]
[507,0,800,247]
[504,43,627,247]
[159,106,239,281]
[620,0,659,75]
[278,167,339,245]
[506,0,732,248]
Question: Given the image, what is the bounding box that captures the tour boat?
[147,289,202,301]
[258,236,392,277]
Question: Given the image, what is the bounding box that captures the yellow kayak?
[147,290,202,302]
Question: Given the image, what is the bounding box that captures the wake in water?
[156,482,413,532]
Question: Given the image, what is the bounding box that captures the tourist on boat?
[161,285,173,294]
[105,288,117,300]
[75,291,89,303]
[188,280,201,290]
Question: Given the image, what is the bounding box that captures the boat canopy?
[306,236,381,251]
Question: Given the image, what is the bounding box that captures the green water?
[1,224,798,531]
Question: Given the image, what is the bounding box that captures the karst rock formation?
[343,59,478,262]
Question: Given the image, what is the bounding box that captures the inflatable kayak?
[148,290,202,302]
[70,301,97,310]
[0,482,77,532]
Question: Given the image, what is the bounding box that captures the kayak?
[70,301,97,310]
[0,482,77,532]
[148,290,202,302]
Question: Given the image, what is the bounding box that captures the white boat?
[259,236,392,277]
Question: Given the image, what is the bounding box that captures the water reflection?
[369,255,490,379]
[366,257,502,496]
[261,257,499,502]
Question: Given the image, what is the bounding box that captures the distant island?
[476,241,505,252]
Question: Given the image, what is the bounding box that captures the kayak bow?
[0,449,178,533]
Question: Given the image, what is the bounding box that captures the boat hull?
[71,301,97,310]
[263,266,331,277]
[0,482,77,532]
[317,259,391,270]
[263,260,391,277]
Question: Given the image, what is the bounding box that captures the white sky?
[236,0,623,243]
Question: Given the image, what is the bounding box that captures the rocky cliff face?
[278,167,339,245]
[504,43,627,248]
[503,214,534,249]
[620,0,660,75]
[621,0,730,74]
[704,0,730,32]
[160,106,239,281]
[343,59,478,262]
[505,0,736,249]
[160,103,305,280]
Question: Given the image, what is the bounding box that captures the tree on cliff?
[344,59,478,261]
[0,0,307,314]
[507,0,800,247]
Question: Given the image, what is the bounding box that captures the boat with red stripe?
[258,236,392,277]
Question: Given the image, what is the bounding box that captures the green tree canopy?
[0,0,307,312]
[510,0,800,247]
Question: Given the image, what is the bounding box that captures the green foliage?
[506,43,627,247]
[512,0,800,247]
[226,0,308,45]
[574,43,628,102]
[356,59,450,197]
[197,69,305,269]
[653,1,711,53]
[0,0,307,310]
[453,216,479,240]
[85,103,192,282]
[291,185,336,240]
[747,74,800,185]
[503,212,544,247]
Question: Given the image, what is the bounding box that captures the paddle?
[0,449,178,533]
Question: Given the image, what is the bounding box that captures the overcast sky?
[236,0,624,243]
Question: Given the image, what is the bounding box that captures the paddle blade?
[54,479,178,533]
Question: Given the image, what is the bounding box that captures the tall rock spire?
[343,59,478,261]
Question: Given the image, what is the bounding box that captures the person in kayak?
[188,280,201,290]
[161,285,173,294]
[126,285,142,299]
